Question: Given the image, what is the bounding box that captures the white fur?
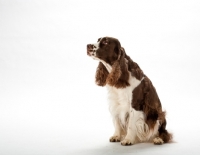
[153,137,164,144]
[93,42,100,51]
[105,68,159,145]
[91,56,112,73]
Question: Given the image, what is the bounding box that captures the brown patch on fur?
[158,118,173,143]
[131,67,144,80]
[132,76,172,143]
[132,76,161,128]
[122,48,144,81]
[97,39,130,88]
[111,49,130,88]
[95,62,109,86]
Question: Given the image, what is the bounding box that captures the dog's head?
[87,37,129,88]
[87,37,123,65]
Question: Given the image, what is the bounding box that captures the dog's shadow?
[72,141,176,155]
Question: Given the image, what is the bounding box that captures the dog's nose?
[87,44,93,50]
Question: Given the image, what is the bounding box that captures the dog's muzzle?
[87,43,98,57]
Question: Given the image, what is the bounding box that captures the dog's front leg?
[121,109,138,146]
[110,117,123,142]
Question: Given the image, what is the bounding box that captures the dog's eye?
[102,40,108,45]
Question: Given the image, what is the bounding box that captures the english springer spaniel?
[86,37,172,145]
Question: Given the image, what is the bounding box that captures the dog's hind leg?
[153,118,172,145]
[121,108,146,145]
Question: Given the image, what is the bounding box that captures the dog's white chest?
[107,75,142,106]
[107,76,142,125]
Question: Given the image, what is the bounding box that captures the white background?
[0,0,200,155]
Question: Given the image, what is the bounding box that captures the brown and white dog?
[86,37,172,145]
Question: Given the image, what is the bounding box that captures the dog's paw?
[109,136,121,142]
[153,137,164,145]
[121,139,134,146]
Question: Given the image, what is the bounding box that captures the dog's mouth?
[87,51,97,60]
[87,50,93,56]
[87,43,100,58]
[87,50,102,62]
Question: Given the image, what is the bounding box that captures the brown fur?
[106,48,130,88]
[95,62,109,86]
[106,61,122,86]
[132,76,165,129]
[87,37,172,143]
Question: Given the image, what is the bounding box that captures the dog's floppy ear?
[106,46,130,88]
[114,39,122,57]
[95,62,109,86]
